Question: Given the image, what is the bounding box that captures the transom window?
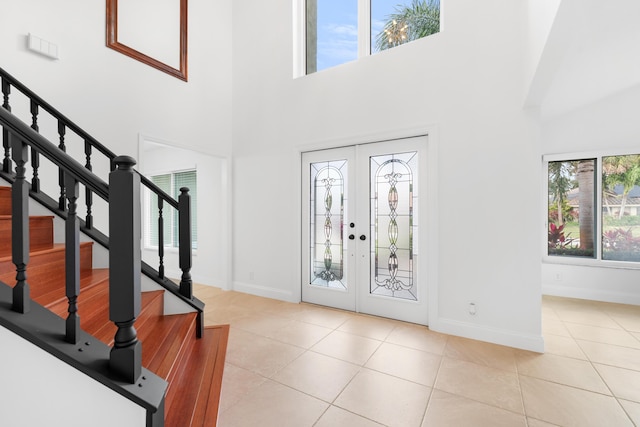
[302,0,441,74]
[546,153,640,264]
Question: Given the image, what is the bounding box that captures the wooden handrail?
[1,67,200,326]
[0,67,116,161]
[2,108,140,374]
[1,67,177,207]
[0,107,109,200]
[139,173,179,210]
[0,70,202,425]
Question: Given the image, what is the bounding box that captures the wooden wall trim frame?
[106,0,188,81]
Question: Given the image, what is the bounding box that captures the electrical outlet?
[468,303,477,315]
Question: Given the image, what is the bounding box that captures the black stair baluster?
[84,140,93,229]
[109,155,142,384]
[57,120,66,210]
[11,135,30,313]
[2,77,12,173]
[64,172,81,344]
[179,186,202,338]
[178,187,192,300]
[157,196,165,279]
[30,100,40,192]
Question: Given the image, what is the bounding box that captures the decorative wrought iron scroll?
[371,152,417,300]
[310,161,347,290]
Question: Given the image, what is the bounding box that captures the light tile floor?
[194,285,640,427]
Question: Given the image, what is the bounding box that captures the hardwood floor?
[1,185,228,426]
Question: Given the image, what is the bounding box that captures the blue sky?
[315,0,418,71]
[316,0,358,71]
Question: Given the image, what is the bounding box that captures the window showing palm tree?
[548,159,595,258]
[304,0,441,74]
[372,0,440,52]
[602,155,640,261]
[547,153,640,263]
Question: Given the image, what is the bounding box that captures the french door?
[301,137,428,325]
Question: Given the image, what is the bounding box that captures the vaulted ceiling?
[526,0,640,119]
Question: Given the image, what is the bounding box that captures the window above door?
[297,0,441,75]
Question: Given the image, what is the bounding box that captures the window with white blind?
[147,170,197,249]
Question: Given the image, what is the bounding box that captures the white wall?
[0,0,233,288]
[541,85,640,305]
[1,0,547,351]
[532,0,640,119]
[535,0,640,305]
[231,0,543,351]
[0,326,146,427]
[139,137,230,289]
[0,0,232,156]
[523,0,561,102]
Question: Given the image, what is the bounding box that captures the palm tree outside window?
[305,0,440,74]
[547,153,640,263]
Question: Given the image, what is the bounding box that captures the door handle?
[360,235,366,241]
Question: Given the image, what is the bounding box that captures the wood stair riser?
[0,215,54,256]
[0,242,94,291]
[0,186,10,216]
[1,185,228,426]
[48,289,166,347]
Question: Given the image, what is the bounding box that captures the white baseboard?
[429,317,545,353]
[232,281,296,302]
[543,283,640,306]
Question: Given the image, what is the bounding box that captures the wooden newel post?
[109,155,142,384]
[11,135,30,313]
[178,187,192,300]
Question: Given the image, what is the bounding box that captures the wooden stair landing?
[0,185,228,426]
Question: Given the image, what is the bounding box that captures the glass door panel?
[302,137,428,324]
[302,147,356,311]
[310,160,348,290]
[370,151,418,301]
[356,138,428,324]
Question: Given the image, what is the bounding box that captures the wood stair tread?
[2,182,227,425]
[0,242,95,298]
[165,325,229,427]
[145,312,197,380]
[79,290,165,346]
[0,214,54,219]
[113,290,166,347]
[0,242,92,261]
[34,268,109,309]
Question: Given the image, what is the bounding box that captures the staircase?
[0,175,228,426]
[0,67,229,426]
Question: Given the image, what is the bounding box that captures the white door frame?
[295,126,439,326]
